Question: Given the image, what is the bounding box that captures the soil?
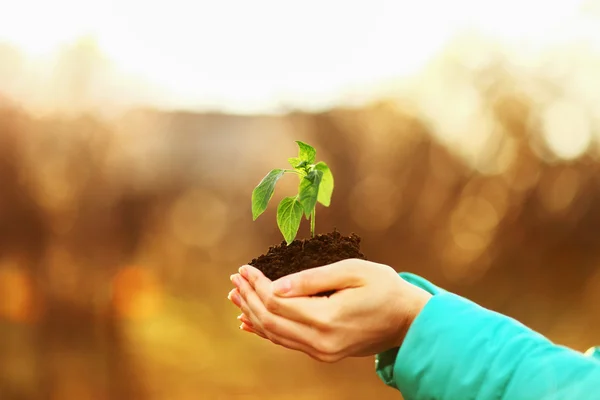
[248,230,366,296]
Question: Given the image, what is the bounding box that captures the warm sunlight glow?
[543,100,593,160]
[0,266,37,323]
[111,267,162,320]
[0,0,594,113]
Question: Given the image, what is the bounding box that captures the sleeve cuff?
[389,292,471,398]
[376,291,485,397]
[374,272,444,389]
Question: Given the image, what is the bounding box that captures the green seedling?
[251,141,334,244]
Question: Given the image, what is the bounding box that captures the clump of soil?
[248,230,366,295]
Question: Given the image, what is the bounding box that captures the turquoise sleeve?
[375,273,600,400]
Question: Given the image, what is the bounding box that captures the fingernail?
[227,289,235,300]
[231,292,241,307]
[238,314,253,326]
[240,322,253,332]
[239,266,249,279]
[273,278,292,294]
[231,274,241,287]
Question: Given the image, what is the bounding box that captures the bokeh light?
[1,1,600,399]
[111,267,162,320]
[0,262,36,323]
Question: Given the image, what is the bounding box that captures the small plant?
[251,141,334,244]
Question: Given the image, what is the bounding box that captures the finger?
[270,259,364,297]
[239,265,271,284]
[240,265,331,326]
[233,288,261,327]
[239,309,265,338]
[237,296,323,355]
[227,288,236,300]
[238,313,255,328]
[240,322,267,339]
[237,299,269,339]
[241,318,329,361]
[231,288,266,336]
[232,273,320,345]
[228,288,242,308]
[231,283,266,332]
[235,286,345,362]
[237,313,252,326]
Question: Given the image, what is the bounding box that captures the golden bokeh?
[1,3,600,398]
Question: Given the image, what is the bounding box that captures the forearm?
[376,274,600,400]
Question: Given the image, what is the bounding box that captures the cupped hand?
[228,259,432,362]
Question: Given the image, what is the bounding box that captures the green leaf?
[314,161,334,207]
[296,141,316,164]
[251,169,285,220]
[287,157,309,171]
[276,197,304,244]
[288,157,302,169]
[298,169,323,218]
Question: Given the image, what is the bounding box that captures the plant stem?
[310,208,315,238]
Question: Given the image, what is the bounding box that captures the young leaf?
[251,169,285,220]
[298,169,323,218]
[314,161,334,207]
[295,141,316,164]
[288,157,302,169]
[287,157,309,171]
[276,196,304,244]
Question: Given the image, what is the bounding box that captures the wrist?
[392,281,432,349]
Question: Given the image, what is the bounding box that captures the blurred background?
[1,0,600,398]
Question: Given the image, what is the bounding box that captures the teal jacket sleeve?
[375,273,600,400]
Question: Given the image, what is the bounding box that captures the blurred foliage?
[1,36,600,399]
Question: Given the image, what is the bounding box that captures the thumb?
[272,260,362,297]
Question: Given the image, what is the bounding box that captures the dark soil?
[248,230,366,296]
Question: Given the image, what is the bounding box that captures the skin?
[228,258,432,363]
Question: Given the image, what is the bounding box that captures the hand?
[228,259,432,363]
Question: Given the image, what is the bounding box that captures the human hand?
[228,259,432,362]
